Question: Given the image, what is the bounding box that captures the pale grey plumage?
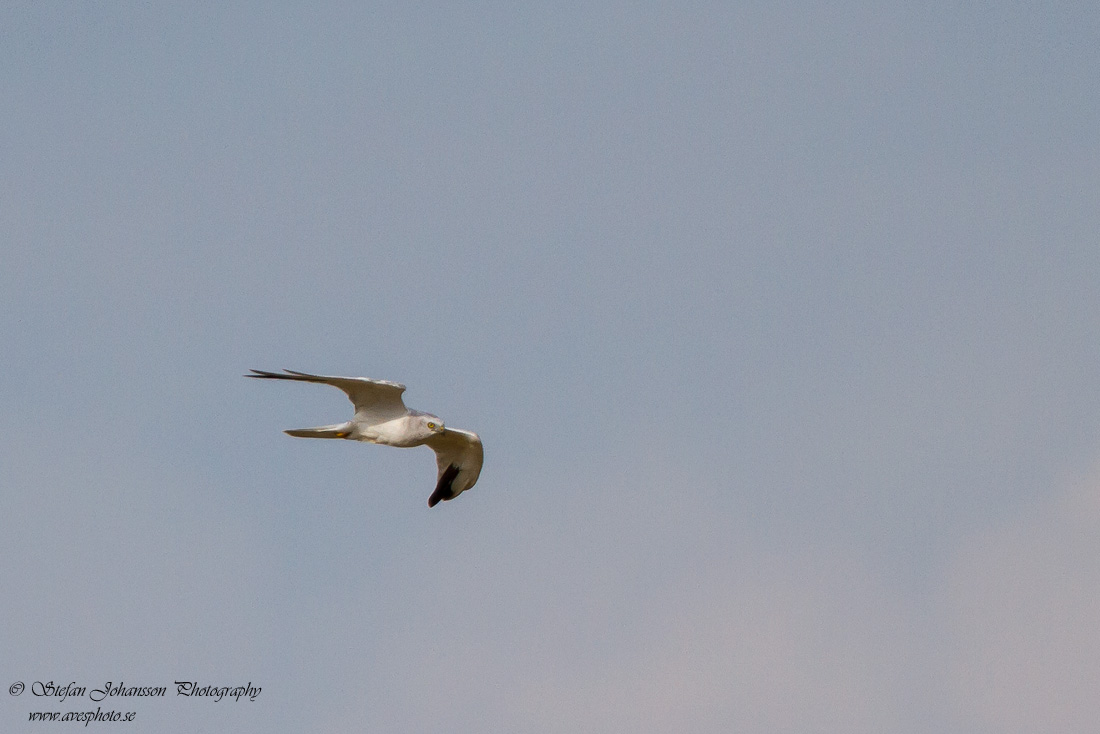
[247,369,483,507]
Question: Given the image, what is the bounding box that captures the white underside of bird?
[247,369,483,507]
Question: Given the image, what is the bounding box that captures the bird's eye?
[427,422,436,429]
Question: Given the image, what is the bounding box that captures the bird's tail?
[284,422,354,439]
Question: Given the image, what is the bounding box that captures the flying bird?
[247,369,483,507]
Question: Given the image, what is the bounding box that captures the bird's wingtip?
[246,368,295,379]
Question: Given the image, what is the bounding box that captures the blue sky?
[3,3,1099,732]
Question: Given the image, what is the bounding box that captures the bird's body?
[247,369,483,507]
[368,415,432,447]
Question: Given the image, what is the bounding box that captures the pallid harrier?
[248,369,483,507]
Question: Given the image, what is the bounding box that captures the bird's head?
[421,414,446,435]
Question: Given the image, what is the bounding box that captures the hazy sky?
[3,3,1099,732]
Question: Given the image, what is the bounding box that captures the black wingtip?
[246,368,306,380]
[427,464,461,508]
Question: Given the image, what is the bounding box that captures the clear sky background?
[2,3,1099,732]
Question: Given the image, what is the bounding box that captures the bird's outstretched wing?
[246,369,409,423]
[424,428,484,507]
